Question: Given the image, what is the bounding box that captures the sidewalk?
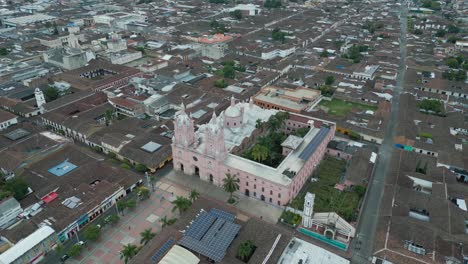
[162,170,283,224]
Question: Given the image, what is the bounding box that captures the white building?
[228,4,261,16]
[0,198,22,229]
[94,12,147,29]
[352,65,379,80]
[261,47,296,60]
[109,51,142,65]
[0,225,56,264]
[0,109,18,131]
[278,237,350,264]
[2,14,55,27]
[37,33,86,48]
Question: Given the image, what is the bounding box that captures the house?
[0,110,18,131]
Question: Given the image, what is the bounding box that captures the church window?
[193,156,198,161]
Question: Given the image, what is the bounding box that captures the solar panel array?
[210,208,236,222]
[151,238,174,262]
[178,209,240,262]
[298,126,330,161]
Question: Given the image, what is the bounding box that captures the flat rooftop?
[47,160,77,177]
[278,237,350,264]
[254,86,320,112]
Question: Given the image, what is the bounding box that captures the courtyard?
[318,98,378,117]
[289,156,364,222]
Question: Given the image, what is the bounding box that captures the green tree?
[223,65,235,79]
[106,214,120,225]
[135,164,148,173]
[445,57,460,68]
[237,240,256,262]
[4,178,29,200]
[413,29,423,35]
[83,225,101,241]
[435,29,446,38]
[294,127,310,137]
[319,85,334,97]
[325,75,335,85]
[447,25,460,34]
[55,244,64,253]
[0,48,9,56]
[419,99,442,113]
[120,244,138,264]
[214,78,228,88]
[171,196,192,214]
[255,119,262,129]
[68,244,83,258]
[189,189,200,203]
[320,49,329,57]
[140,228,156,245]
[160,216,177,228]
[354,185,366,198]
[222,173,239,203]
[251,144,269,162]
[264,0,281,8]
[121,163,131,169]
[272,28,286,43]
[117,200,127,214]
[230,10,242,20]
[137,186,150,200]
[126,199,137,210]
[43,87,60,102]
[104,109,115,126]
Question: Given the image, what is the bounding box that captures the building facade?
[0,198,22,229]
[172,98,335,206]
[0,225,56,264]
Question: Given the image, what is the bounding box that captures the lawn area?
[290,156,362,222]
[319,98,378,117]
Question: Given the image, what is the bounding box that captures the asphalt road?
[350,3,407,263]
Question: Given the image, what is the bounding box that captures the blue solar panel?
[178,209,240,262]
[151,238,174,262]
[210,208,235,222]
[298,127,330,161]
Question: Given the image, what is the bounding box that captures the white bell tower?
[35,88,46,109]
[302,192,315,228]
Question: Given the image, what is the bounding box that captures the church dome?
[224,105,241,117]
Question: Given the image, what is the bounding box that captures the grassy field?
[319,98,378,117]
[290,156,362,222]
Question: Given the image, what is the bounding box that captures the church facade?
[172,97,335,206]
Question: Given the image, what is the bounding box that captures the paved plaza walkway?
[162,170,283,224]
[68,182,186,264]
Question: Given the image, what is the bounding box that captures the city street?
[350,3,408,264]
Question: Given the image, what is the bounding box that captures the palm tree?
[223,173,239,203]
[120,244,138,264]
[140,228,156,245]
[104,109,115,126]
[160,216,177,228]
[189,189,200,202]
[251,144,269,162]
[160,216,169,228]
[171,196,192,214]
[237,240,256,262]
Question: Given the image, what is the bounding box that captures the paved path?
[162,170,283,224]
[350,4,407,264]
[61,183,183,264]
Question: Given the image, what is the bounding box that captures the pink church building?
[172,97,335,206]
